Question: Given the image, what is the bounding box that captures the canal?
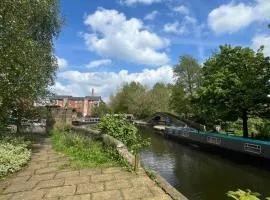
[139,126,270,200]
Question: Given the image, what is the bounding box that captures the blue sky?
[53,0,270,101]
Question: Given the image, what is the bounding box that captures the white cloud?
[83,8,169,66]
[144,10,159,20]
[251,34,270,57]
[164,16,197,35]
[53,65,173,102]
[86,59,112,68]
[56,57,68,68]
[164,21,185,35]
[208,0,270,34]
[120,0,161,6]
[173,5,189,15]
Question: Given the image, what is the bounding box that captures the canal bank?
[139,126,270,200]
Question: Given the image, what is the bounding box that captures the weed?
[51,125,128,169]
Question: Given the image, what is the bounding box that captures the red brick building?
[51,95,102,117]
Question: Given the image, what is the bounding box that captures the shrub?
[98,114,150,153]
[0,133,31,178]
[98,114,150,171]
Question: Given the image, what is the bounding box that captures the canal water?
[139,126,270,200]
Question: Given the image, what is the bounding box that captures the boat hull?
[165,127,270,160]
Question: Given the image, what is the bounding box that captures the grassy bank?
[51,125,127,169]
[0,133,31,179]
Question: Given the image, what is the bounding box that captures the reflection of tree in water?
[139,126,270,200]
[139,127,172,153]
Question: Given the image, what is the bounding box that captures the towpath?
[0,133,172,200]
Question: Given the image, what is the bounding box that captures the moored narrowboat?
[165,126,270,160]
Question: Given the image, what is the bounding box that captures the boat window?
[244,143,261,154]
[207,137,221,145]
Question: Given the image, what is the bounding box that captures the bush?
[51,124,127,168]
[98,114,150,153]
[0,133,31,178]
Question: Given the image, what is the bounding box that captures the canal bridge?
[147,112,204,130]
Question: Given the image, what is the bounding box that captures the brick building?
[51,94,102,117]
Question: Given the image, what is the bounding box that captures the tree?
[170,83,191,118]
[171,55,201,117]
[146,83,171,114]
[94,102,111,117]
[173,55,201,96]
[198,45,270,137]
[0,0,62,130]
[110,82,172,118]
[110,82,148,118]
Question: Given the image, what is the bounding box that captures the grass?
[51,125,128,169]
[144,167,158,180]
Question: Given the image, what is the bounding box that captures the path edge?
[72,126,189,200]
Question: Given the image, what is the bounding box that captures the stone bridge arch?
[148,112,204,130]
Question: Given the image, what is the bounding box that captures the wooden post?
[134,153,139,172]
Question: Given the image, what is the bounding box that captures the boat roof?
[166,126,270,146]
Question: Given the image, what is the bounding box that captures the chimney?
[91,88,94,96]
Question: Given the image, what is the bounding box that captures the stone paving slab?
[0,135,173,200]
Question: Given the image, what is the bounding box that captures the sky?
[53,0,270,101]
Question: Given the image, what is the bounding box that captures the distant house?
[50,94,102,117]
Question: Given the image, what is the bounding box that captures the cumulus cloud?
[83,8,169,66]
[56,57,68,68]
[144,10,159,20]
[172,5,189,15]
[164,16,197,35]
[208,0,270,34]
[53,65,173,102]
[164,21,185,35]
[120,0,161,6]
[86,59,112,68]
[251,34,270,57]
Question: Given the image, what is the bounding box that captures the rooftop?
[51,95,101,101]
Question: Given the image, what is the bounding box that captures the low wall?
[72,126,136,166]
[71,126,189,200]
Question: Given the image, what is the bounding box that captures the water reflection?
[139,127,270,200]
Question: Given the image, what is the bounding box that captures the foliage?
[173,55,201,96]
[0,133,31,178]
[254,119,270,140]
[227,189,261,200]
[98,115,150,153]
[197,45,270,137]
[227,189,270,200]
[146,83,171,114]
[170,83,192,118]
[51,124,127,168]
[170,55,201,118]
[110,82,148,118]
[110,82,171,118]
[0,0,62,129]
[94,102,112,117]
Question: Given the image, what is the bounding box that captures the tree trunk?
[242,110,248,138]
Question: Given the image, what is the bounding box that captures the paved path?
[0,135,172,200]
